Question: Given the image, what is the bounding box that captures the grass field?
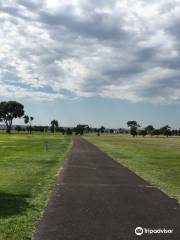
[0,133,72,240]
[84,134,180,203]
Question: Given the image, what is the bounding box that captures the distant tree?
[88,127,93,133]
[66,128,72,135]
[118,128,124,134]
[0,101,24,133]
[99,126,105,133]
[58,127,66,135]
[74,124,89,135]
[15,125,22,133]
[110,129,114,134]
[33,125,46,132]
[160,125,171,137]
[139,129,147,137]
[24,115,34,134]
[93,128,98,133]
[145,125,154,135]
[151,129,160,137]
[171,129,180,136]
[85,125,91,133]
[127,121,140,137]
[50,120,59,133]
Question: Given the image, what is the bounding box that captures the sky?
[1,0,180,128]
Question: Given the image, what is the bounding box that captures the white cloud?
[0,83,65,100]
[0,0,180,103]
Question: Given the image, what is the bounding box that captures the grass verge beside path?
[0,133,72,240]
[84,134,180,203]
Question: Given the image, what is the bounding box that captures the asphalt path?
[33,137,180,240]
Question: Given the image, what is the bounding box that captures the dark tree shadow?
[0,192,31,218]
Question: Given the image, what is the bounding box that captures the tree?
[151,129,160,137]
[145,125,154,135]
[118,128,123,134]
[66,128,72,135]
[74,124,89,135]
[139,129,147,137]
[172,129,179,136]
[58,127,66,135]
[127,121,140,137]
[160,125,171,137]
[0,101,24,133]
[110,129,114,134]
[99,126,105,133]
[50,120,59,133]
[15,125,22,133]
[23,115,34,134]
[33,125,48,132]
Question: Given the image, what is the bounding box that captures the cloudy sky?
[1,0,180,128]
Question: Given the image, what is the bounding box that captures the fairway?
[0,133,71,240]
[84,134,180,203]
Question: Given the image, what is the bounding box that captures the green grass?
[0,133,72,240]
[84,134,180,202]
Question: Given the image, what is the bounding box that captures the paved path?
[33,137,180,240]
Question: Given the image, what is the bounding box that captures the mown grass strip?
[0,134,72,240]
[85,134,180,203]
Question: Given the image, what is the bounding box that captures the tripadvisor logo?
[135,227,174,236]
[135,227,143,236]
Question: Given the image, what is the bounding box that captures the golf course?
[85,134,180,203]
[1,0,180,238]
[0,132,179,239]
[0,133,71,240]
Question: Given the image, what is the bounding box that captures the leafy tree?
[0,101,24,133]
[145,125,154,135]
[23,115,34,134]
[110,129,114,134]
[172,129,179,136]
[151,129,160,137]
[127,121,140,137]
[160,125,171,137]
[50,120,59,133]
[99,126,105,133]
[66,128,72,135]
[74,124,89,135]
[130,126,138,137]
[139,129,147,137]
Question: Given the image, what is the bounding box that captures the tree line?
[0,101,87,135]
[74,123,179,137]
[0,101,179,137]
